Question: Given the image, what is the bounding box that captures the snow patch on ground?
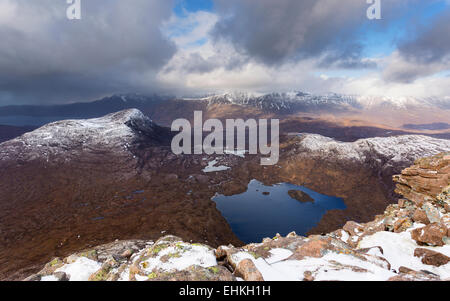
[202,159,230,173]
[40,275,58,281]
[224,149,246,158]
[229,247,396,281]
[55,257,102,281]
[359,226,450,279]
[265,249,293,264]
[140,243,217,273]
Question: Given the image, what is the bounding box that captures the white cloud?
[162,10,218,49]
[157,8,450,99]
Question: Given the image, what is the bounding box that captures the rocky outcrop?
[393,153,449,206]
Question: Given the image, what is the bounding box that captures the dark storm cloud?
[399,10,450,64]
[383,9,450,83]
[317,44,378,69]
[211,0,371,67]
[0,0,176,105]
[163,50,249,75]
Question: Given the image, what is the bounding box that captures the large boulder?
[414,248,450,267]
[412,208,430,224]
[411,223,447,246]
[235,259,264,281]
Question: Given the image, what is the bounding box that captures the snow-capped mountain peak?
[0,109,166,163]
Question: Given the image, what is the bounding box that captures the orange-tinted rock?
[393,153,449,205]
[412,209,430,225]
[414,248,450,267]
[234,259,264,281]
[291,239,330,259]
[343,221,364,237]
[393,217,413,233]
[411,223,447,246]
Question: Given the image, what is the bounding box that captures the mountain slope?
[0,109,239,280]
[0,109,172,163]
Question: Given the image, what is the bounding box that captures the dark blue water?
[212,180,346,244]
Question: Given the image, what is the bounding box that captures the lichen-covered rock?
[27,237,235,281]
[129,236,234,281]
[422,202,442,224]
[393,217,413,233]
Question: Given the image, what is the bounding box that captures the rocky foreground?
[26,153,450,281]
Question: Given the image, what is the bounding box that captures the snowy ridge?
[297,134,450,167]
[202,91,361,111]
[195,91,450,112]
[0,109,158,162]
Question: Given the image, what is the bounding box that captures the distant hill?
[403,122,450,131]
[0,125,36,143]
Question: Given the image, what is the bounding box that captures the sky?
[0,0,449,105]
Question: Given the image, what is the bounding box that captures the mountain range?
[0,92,449,143]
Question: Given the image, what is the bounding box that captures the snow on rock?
[265,248,293,264]
[40,275,59,281]
[31,236,234,281]
[139,242,217,273]
[203,91,360,111]
[223,242,395,281]
[55,257,102,281]
[200,91,450,112]
[359,225,450,279]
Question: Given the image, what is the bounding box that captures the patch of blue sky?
[431,70,450,78]
[358,1,448,58]
[174,0,214,16]
[164,0,215,48]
